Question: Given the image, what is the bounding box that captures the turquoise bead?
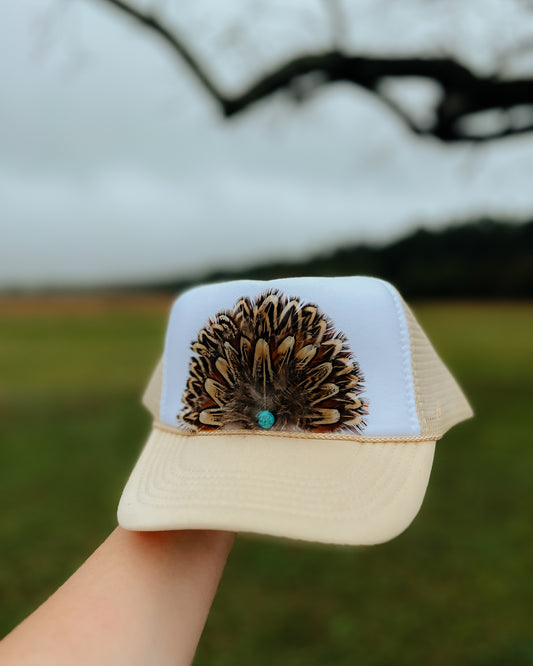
[257,410,275,429]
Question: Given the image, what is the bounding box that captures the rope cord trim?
[152,421,440,443]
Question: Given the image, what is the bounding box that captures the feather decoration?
[180,290,368,433]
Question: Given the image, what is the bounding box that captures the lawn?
[1,295,532,665]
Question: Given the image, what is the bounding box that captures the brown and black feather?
[180,290,368,433]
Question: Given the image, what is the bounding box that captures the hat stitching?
[380,280,420,434]
[133,434,427,522]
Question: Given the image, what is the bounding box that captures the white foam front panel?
[160,276,421,437]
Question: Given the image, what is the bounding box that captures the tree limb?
[97,0,231,107]
[94,0,533,143]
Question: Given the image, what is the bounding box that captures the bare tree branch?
[97,0,231,107]
[321,0,348,51]
[94,0,533,143]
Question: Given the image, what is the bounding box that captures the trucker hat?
[118,276,472,545]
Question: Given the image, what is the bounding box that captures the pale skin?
[0,527,235,666]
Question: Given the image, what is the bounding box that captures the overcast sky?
[1,0,533,289]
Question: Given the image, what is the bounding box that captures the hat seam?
[379,280,420,435]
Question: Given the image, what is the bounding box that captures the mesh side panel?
[142,357,163,419]
[403,302,473,438]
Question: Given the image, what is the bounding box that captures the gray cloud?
[1,0,533,288]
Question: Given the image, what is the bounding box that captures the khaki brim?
[117,428,436,546]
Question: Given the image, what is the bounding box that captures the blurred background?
[1,1,532,663]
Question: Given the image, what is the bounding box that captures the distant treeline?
[158,218,533,299]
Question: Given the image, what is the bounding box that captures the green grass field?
[1,296,532,665]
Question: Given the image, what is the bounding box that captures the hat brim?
[117,428,436,546]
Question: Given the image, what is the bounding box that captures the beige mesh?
[402,300,473,438]
[142,356,163,419]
